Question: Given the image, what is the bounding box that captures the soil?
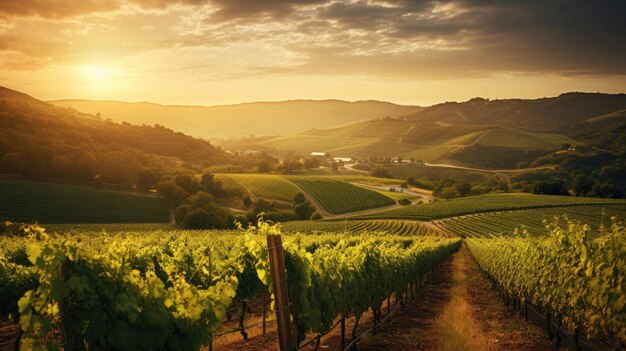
[208,245,555,351]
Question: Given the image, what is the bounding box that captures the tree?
[371,167,392,179]
[258,161,271,173]
[136,169,158,190]
[201,173,227,198]
[531,179,568,196]
[175,174,200,194]
[253,198,274,215]
[457,182,472,197]
[571,174,595,196]
[294,201,315,220]
[157,180,177,199]
[176,191,234,229]
[589,182,623,198]
[293,193,306,205]
[182,208,226,229]
[243,196,252,208]
[303,157,321,170]
[310,212,322,220]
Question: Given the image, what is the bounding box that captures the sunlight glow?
[79,64,114,85]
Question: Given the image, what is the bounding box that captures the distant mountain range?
[48,99,422,138]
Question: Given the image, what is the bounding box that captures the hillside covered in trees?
[0,86,230,187]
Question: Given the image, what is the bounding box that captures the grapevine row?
[0,222,460,350]
[466,219,626,345]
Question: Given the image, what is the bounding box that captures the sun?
[79,64,114,84]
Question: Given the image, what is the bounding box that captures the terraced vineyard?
[286,176,395,214]
[281,219,441,235]
[439,204,626,238]
[0,179,169,223]
[350,193,626,221]
[216,174,301,202]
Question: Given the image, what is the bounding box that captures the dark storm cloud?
[307,0,626,75]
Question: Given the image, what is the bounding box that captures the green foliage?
[440,204,626,238]
[1,222,459,349]
[176,192,234,230]
[293,192,306,205]
[398,198,411,206]
[0,88,229,186]
[467,219,626,344]
[370,167,393,179]
[353,193,626,221]
[531,179,569,195]
[0,180,169,224]
[218,174,301,202]
[281,219,441,236]
[135,169,159,191]
[286,176,395,214]
[242,196,252,208]
[294,202,315,220]
[310,212,323,220]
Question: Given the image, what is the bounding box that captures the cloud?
[1,0,624,80]
[0,0,204,19]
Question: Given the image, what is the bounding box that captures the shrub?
[310,212,323,220]
[398,198,411,206]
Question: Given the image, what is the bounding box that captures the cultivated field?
[0,179,170,223]
[216,174,301,202]
[439,204,626,238]
[348,193,626,221]
[285,176,396,214]
[281,219,441,236]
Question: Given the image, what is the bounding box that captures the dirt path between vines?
[211,245,554,351]
[359,245,553,351]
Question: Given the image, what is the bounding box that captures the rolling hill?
[400,93,626,132]
[233,93,626,170]
[0,86,229,185]
[48,99,422,138]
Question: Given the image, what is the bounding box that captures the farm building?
[333,157,353,163]
[310,152,329,157]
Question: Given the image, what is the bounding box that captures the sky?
[1,0,625,106]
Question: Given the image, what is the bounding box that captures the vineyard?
[285,176,395,214]
[0,180,169,223]
[281,219,441,236]
[349,193,626,221]
[440,204,626,238]
[466,219,626,347]
[216,174,301,202]
[0,222,460,350]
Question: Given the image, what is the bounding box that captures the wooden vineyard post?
[262,291,268,335]
[340,316,346,350]
[267,235,296,351]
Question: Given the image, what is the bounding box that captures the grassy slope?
[477,128,579,150]
[258,134,376,154]
[0,180,169,223]
[346,193,626,221]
